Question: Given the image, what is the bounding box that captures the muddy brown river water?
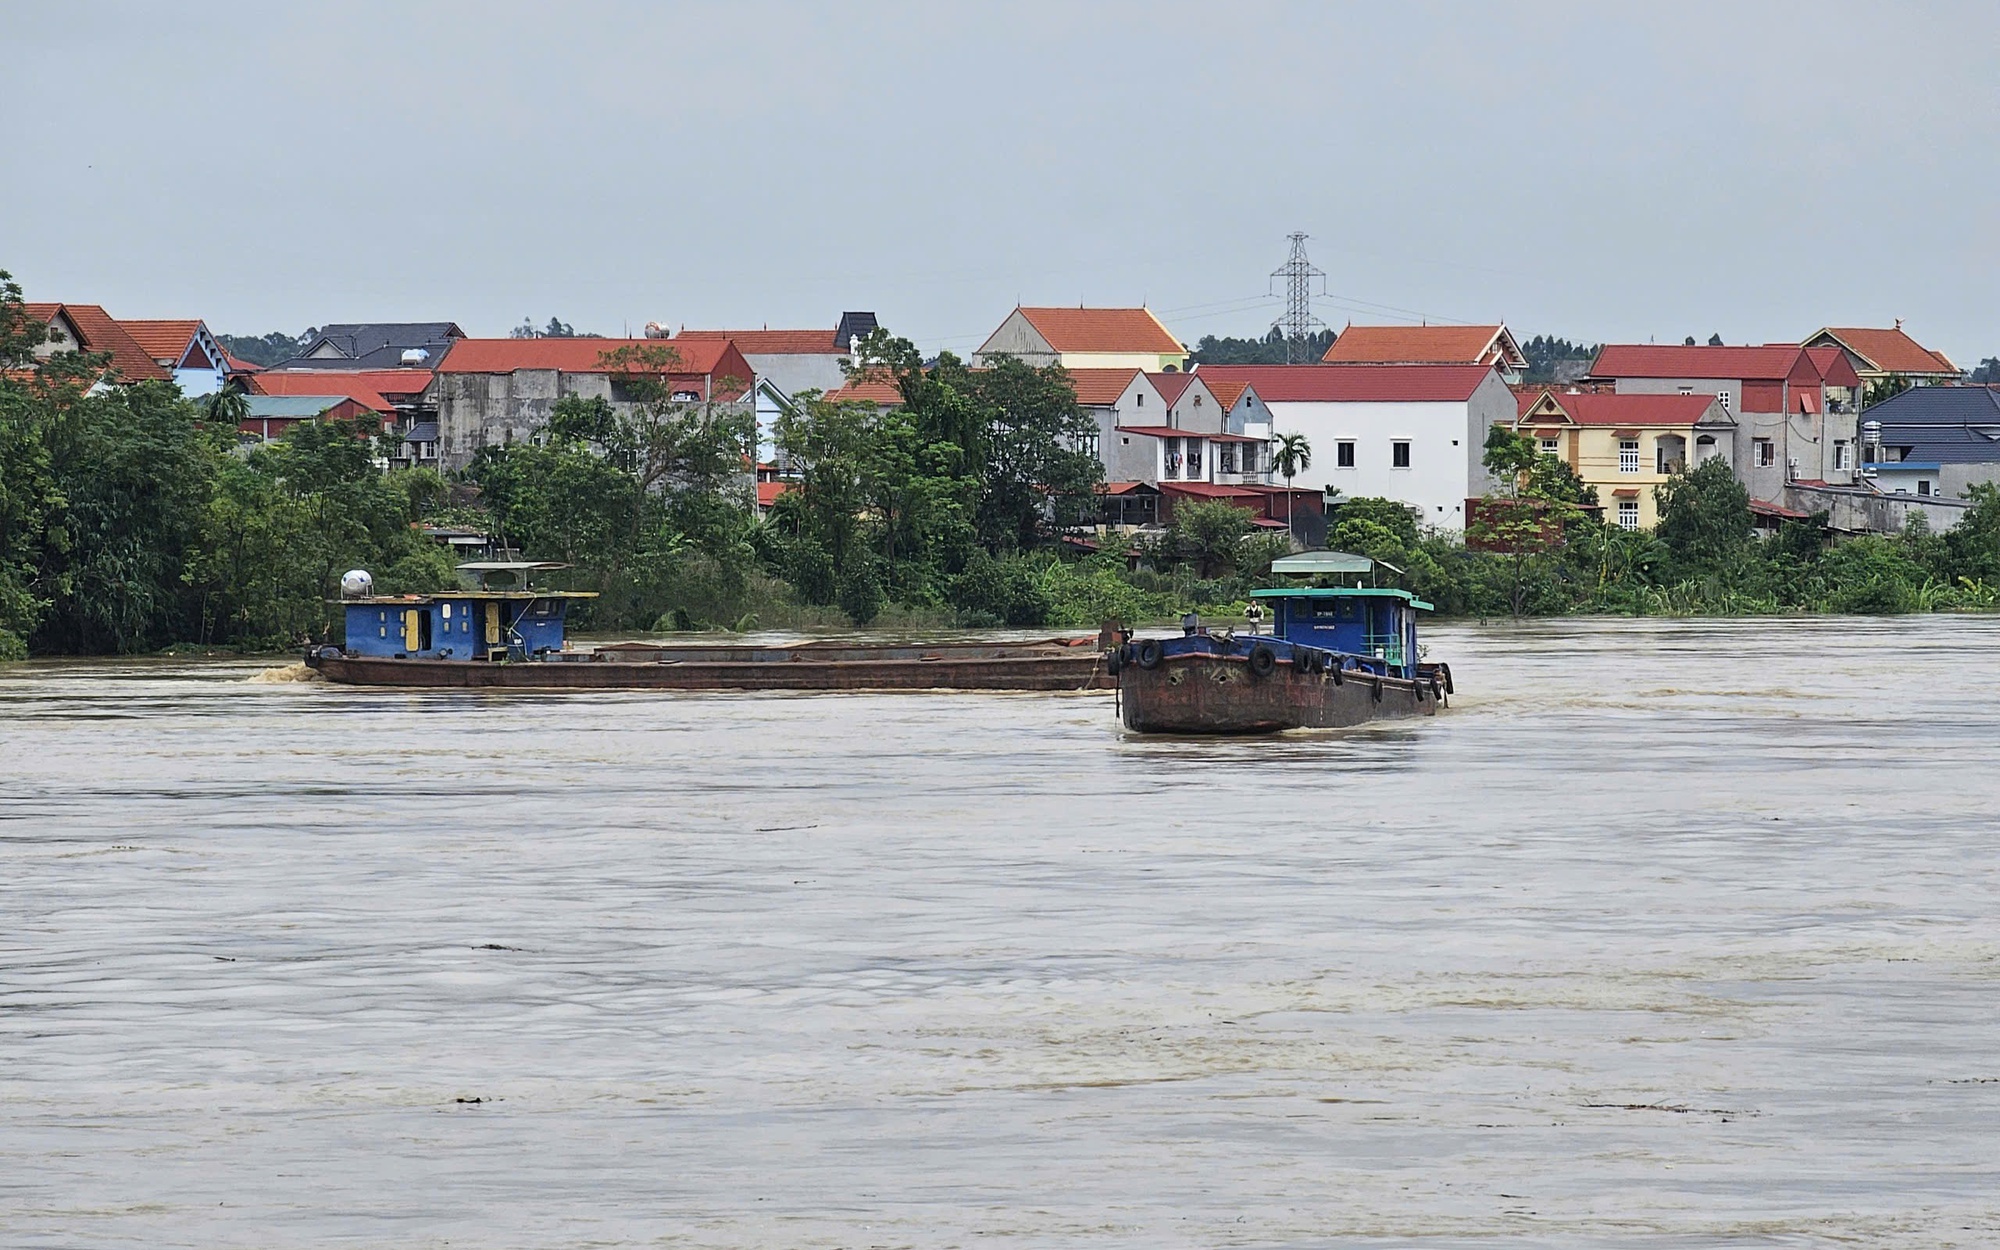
[3,616,1999,1248]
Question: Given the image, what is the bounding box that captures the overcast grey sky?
[6,1,1995,362]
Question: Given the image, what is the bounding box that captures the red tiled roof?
[1590,344,1805,381]
[1147,371,1195,404]
[1322,324,1515,366]
[1811,327,1958,375]
[248,371,396,412]
[438,338,741,375]
[256,367,434,396]
[1016,307,1183,355]
[1518,390,1719,426]
[822,376,905,405]
[119,318,202,365]
[1195,363,1495,403]
[756,480,791,507]
[224,353,263,373]
[1205,378,1250,409]
[24,303,171,382]
[675,328,842,354]
[1095,480,1158,496]
[1802,345,1863,389]
[1063,367,1142,405]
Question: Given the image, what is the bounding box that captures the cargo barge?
[304,563,1112,692]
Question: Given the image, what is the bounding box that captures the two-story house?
[1513,389,1736,530]
[279,322,466,371]
[433,337,754,470]
[1802,324,1960,393]
[975,306,1187,371]
[1196,364,1515,529]
[1586,344,1863,503]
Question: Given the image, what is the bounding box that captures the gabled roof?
[1857,385,2000,465]
[120,319,205,367]
[1516,389,1724,427]
[23,303,172,382]
[822,375,905,406]
[1063,367,1145,406]
[1147,371,1196,404]
[1589,343,1821,382]
[1204,378,1252,409]
[248,371,397,412]
[243,394,364,419]
[437,337,744,375]
[1015,307,1183,355]
[1194,363,1496,403]
[1322,323,1525,369]
[675,328,843,354]
[293,322,463,363]
[1806,326,1959,376]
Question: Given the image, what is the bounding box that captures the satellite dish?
[340,569,374,598]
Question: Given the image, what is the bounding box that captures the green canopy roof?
[1250,587,1434,611]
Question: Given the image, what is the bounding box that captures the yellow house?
[1514,389,1736,531]
[974,306,1188,372]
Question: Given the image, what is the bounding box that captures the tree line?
[6,273,1998,661]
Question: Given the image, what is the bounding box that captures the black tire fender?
[1370,676,1384,702]
[1248,644,1277,678]
[1136,640,1164,670]
[1330,660,1343,686]
[1106,647,1123,675]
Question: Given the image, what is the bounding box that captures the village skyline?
[7,2,1997,364]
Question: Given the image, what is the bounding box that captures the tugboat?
[1111,554,1452,734]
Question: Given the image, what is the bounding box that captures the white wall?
[1266,399,1476,528]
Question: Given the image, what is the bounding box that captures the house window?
[1716,390,1731,412]
[1218,443,1237,473]
[1337,440,1356,468]
[1186,438,1203,477]
[1241,444,1258,473]
[1163,437,1181,479]
[1135,393,1144,407]
[1754,438,1775,467]
[1539,437,1559,454]
[1834,439,1851,470]
[1391,441,1411,469]
[1079,431,1099,459]
[1918,479,1932,497]
[1617,499,1640,530]
[1193,395,1203,407]
[1619,439,1640,473]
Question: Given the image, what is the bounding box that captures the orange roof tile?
[1205,378,1250,409]
[1063,367,1143,405]
[25,303,171,382]
[438,338,743,376]
[1322,324,1517,366]
[119,319,203,365]
[1016,307,1182,355]
[255,368,434,396]
[675,328,841,354]
[1813,326,1959,375]
[248,371,396,412]
[822,376,905,406]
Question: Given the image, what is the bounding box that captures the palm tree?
[1272,432,1312,542]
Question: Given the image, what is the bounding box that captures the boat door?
[401,609,421,652]
[484,602,503,658]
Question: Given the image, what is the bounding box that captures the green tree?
[1654,457,1753,579]
[1272,432,1312,539]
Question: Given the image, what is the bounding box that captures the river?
[3,616,1998,1248]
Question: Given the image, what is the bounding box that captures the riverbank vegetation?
[2,277,1995,660]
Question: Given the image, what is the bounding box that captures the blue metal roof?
[1862,386,2000,464]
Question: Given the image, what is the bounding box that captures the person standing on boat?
[1182,611,1200,636]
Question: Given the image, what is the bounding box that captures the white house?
[1194,364,1514,528]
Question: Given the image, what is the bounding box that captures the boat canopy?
[457,560,570,590]
[1250,587,1435,612]
[1268,550,1376,576]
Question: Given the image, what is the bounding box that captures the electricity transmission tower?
[1269,232,1328,363]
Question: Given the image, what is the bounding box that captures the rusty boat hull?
[1117,649,1447,734]
[306,639,1114,692]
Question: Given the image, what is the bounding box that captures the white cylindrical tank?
[340,569,374,598]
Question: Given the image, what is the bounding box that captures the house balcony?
[1212,469,1274,486]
